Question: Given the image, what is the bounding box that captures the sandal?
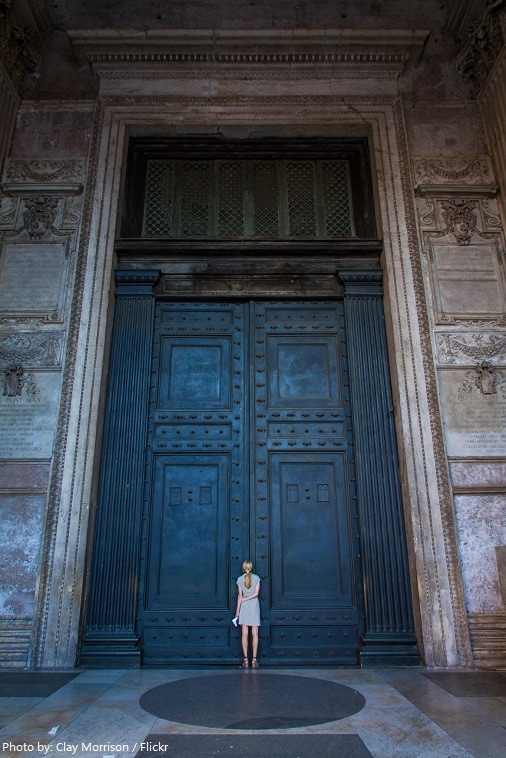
[242,657,249,668]
[251,658,259,668]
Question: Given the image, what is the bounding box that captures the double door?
[137,300,364,664]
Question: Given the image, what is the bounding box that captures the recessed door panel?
[149,455,229,608]
[270,455,352,608]
[267,337,341,407]
[158,337,231,409]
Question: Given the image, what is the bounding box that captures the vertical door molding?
[80,269,160,666]
[339,268,418,665]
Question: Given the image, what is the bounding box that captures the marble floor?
[0,667,505,758]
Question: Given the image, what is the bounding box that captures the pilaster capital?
[115,268,160,296]
[337,268,383,296]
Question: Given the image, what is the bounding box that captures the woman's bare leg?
[241,625,249,658]
[251,626,259,659]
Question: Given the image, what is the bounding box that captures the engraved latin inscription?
[428,239,505,322]
[0,242,67,314]
[0,372,61,458]
[440,369,506,456]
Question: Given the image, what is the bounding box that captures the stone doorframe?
[30,94,473,669]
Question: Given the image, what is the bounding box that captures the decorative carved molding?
[100,68,399,82]
[5,159,85,183]
[441,198,478,245]
[468,612,506,670]
[459,362,506,397]
[458,0,506,91]
[0,0,42,95]
[0,316,48,326]
[1,364,38,399]
[0,196,16,227]
[413,157,492,185]
[22,197,59,239]
[413,156,499,198]
[0,332,63,367]
[3,159,85,196]
[418,194,504,245]
[94,50,408,66]
[436,332,506,365]
[68,28,430,79]
[31,101,106,669]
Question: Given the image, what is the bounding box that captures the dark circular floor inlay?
[139,673,365,729]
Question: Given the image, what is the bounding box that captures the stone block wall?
[408,131,506,668]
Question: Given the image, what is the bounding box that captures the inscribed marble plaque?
[0,242,67,315]
[0,371,61,459]
[439,369,506,456]
[428,238,505,323]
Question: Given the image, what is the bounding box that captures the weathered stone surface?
[404,103,485,157]
[450,460,506,491]
[0,462,50,489]
[455,494,506,613]
[0,493,45,617]
[9,109,93,159]
[496,546,506,606]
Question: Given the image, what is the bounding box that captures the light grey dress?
[237,573,261,626]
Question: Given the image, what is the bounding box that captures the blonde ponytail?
[242,560,253,589]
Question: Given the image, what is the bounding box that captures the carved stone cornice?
[68,28,429,80]
[458,0,506,91]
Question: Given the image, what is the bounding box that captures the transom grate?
[143,159,354,238]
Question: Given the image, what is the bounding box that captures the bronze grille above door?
[142,159,355,238]
[121,138,377,241]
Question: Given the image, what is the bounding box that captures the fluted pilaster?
[339,269,418,665]
[81,269,159,666]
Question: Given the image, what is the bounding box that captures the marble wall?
[0,107,93,666]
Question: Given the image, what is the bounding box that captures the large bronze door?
[137,300,363,665]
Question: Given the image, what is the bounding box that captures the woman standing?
[235,560,261,667]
